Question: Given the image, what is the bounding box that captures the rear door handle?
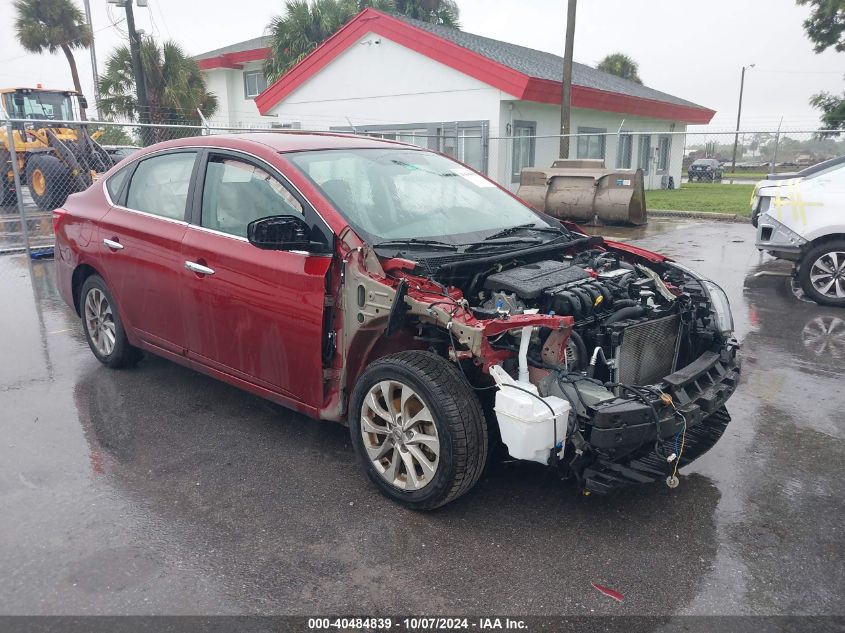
[103,238,123,250]
[184,260,215,276]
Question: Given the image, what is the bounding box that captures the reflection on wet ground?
[0,220,843,616]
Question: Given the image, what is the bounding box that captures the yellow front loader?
[1,88,114,211]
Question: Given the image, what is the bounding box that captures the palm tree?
[596,53,643,85]
[13,0,93,120]
[98,37,218,142]
[393,0,460,26]
[266,0,461,82]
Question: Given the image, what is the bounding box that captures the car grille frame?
[614,314,682,387]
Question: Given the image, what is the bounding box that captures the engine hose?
[568,330,588,371]
[572,287,593,316]
[609,298,637,309]
[603,305,646,325]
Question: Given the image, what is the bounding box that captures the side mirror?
[247,215,323,252]
[78,94,88,109]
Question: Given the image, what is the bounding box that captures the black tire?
[798,239,845,307]
[26,154,72,211]
[79,274,142,368]
[349,351,488,510]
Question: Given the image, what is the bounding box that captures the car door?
[180,150,333,406]
[97,150,198,354]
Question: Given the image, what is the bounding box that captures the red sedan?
[55,133,739,509]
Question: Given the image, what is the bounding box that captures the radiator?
[614,314,681,386]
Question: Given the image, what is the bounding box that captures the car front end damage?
[327,229,740,495]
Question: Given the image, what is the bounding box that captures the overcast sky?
[0,0,841,131]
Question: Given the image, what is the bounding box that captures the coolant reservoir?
[489,365,570,465]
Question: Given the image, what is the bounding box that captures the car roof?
[159,131,420,153]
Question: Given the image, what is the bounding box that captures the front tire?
[80,275,141,368]
[26,155,72,211]
[349,351,488,510]
[799,239,845,307]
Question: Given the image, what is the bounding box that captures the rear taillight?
[52,208,68,234]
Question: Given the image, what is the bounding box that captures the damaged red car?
[54,133,740,509]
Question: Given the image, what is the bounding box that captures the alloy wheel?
[84,287,116,357]
[809,251,845,299]
[360,380,440,491]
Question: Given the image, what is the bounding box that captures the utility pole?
[559,0,577,159]
[730,63,754,174]
[81,0,100,116]
[122,0,152,145]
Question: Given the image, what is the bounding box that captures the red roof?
[256,8,715,124]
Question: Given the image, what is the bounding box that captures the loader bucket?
[517,160,647,226]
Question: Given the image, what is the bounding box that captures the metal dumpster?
[517,160,647,225]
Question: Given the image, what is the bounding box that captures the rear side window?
[105,167,129,202]
[125,152,196,220]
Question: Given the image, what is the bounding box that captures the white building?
[196,36,271,128]
[199,9,715,190]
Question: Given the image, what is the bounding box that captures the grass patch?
[646,182,755,216]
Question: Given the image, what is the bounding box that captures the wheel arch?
[71,263,102,316]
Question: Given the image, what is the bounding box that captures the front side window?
[289,148,550,244]
[125,152,196,220]
[201,156,302,238]
[511,121,536,183]
[3,91,74,120]
[244,71,268,99]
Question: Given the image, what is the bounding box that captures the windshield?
[3,91,75,120]
[288,148,552,245]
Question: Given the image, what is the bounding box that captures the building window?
[576,127,606,160]
[243,71,267,99]
[439,126,485,173]
[637,135,652,174]
[657,135,671,173]
[511,120,536,183]
[616,133,633,169]
[365,129,428,147]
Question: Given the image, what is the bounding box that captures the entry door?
[180,152,332,406]
[98,150,197,354]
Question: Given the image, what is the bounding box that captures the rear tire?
[799,239,845,307]
[80,275,142,368]
[26,154,72,211]
[349,351,488,510]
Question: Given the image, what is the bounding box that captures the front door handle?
[103,238,124,250]
[184,260,215,276]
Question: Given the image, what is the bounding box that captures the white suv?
[753,156,845,306]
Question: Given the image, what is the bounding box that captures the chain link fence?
[1,115,842,259]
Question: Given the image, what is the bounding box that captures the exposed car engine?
[396,241,740,494]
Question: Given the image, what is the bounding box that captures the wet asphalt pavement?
[1,219,843,617]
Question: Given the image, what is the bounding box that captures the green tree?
[796,1,844,133]
[265,0,461,82]
[392,0,460,26]
[796,0,845,53]
[596,53,643,84]
[97,37,217,142]
[13,0,93,120]
[810,88,845,133]
[92,124,136,146]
